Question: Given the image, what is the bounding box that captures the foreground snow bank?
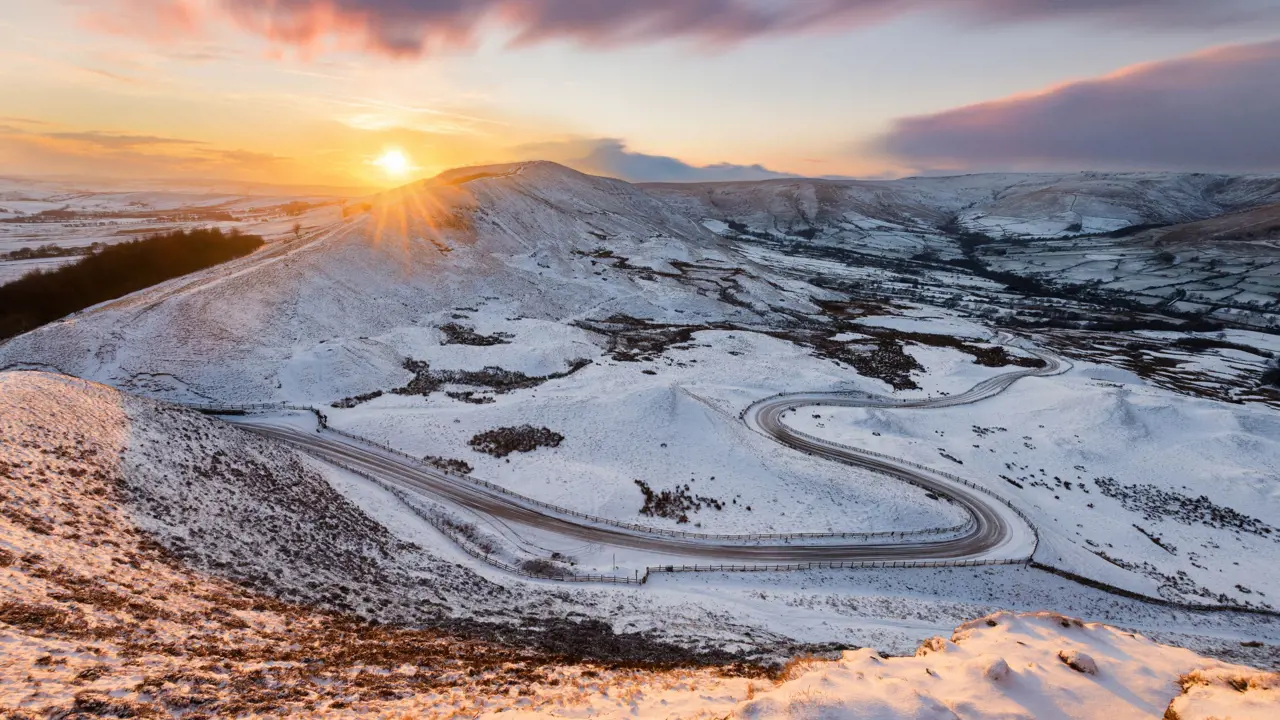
[495,611,1277,719]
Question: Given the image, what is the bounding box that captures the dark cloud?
[877,40,1280,173]
[45,131,207,150]
[512,138,795,182]
[93,1,1277,56]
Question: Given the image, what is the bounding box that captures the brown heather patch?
[0,374,771,718]
[0,600,91,636]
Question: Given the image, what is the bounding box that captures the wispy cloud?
[85,1,1279,58]
[876,39,1280,173]
[203,148,288,165]
[332,97,503,133]
[0,116,54,127]
[44,131,207,150]
[0,126,297,181]
[80,0,205,41]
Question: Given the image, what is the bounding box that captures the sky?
[0,1,1278,190]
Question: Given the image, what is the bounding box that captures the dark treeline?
[0,227,263,340]
[0,243,100,261]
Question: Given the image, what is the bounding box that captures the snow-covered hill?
[0,371,519,625]
[0,162,827,402]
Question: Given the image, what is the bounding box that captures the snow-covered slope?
[946,173,1280,239]
[0,370,516,626]
[3,360,1279,716]
[647,171,1280,242]
[1,371,812,662]
[647,171,1280,331]
[0,370,750,716]
[788,353,1280,608]
[0,162,826,402]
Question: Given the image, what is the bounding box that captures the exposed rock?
[1059,649,1098,675]
[917,636,950,657]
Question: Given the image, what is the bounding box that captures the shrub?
[439,323,512,346]
[331,390,384,409]
[469,426,564,458]
[520,559,571,578]
[423,456,473,475]
[634,480,723,523]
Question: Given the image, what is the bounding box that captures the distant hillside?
[645,171,1280,241]
[3,163,1279,401]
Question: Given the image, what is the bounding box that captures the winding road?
[740,343,1067,561]
[233,339,1066,570]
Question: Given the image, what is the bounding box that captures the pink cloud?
[82,0,205,41]
[83,1,1278,58]
[877,40,1280,173]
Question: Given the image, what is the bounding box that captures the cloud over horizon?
[877,40,1280,174]
[0,124,297,181]
[512,138,796,183]
[88,0,1276,57]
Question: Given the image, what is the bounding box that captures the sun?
[373,148,414,179]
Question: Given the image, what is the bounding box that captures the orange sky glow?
[0,1,1276,190]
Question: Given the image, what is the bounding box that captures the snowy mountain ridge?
[5,161,1279,404]
[647,169,1280,238]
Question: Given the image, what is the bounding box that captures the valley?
[2,163,1278,716]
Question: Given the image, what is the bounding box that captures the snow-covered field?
[330,325,972,536]
[786,356,1280,608]
[0,175,348,283]
[976,233,1280,330]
